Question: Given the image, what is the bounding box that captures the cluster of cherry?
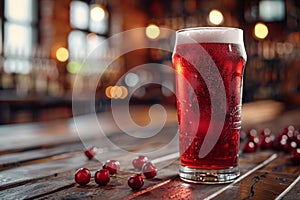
[74,147,157,190]
[242,125,300,164]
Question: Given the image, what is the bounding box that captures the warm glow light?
[111,86,122,98]
[105,86,128,99]
[208,9,224,25]
[176,62,183,74]
[56,47,69,62]
[146,24,160,39]
[66,61,81,74]
[254,23,269,40]
[90,6,105,22]
[87,33,98,41]
[105,86,113,98]
[119,86,128,99]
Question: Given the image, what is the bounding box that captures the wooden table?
[0,102,299,199]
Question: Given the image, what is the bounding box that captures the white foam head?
[175,27,244,45]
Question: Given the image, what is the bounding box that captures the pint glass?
[172,27,247,183]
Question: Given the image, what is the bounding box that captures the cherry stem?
[121,170,142,174]
[111,174,145,180]
[110,174,128,180]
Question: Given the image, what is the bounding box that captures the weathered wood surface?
[0,103,300,199]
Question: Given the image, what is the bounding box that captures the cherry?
[247,129,258,141]
[286,131,295,142]
[260,128,271,137]
[291,148,300,165]
[282,125,295,134]
[132,156,149,170]
[252,136,260,148]
[95,169,110,186]
[142,162,157,179]
[260,135,275,150]
[294,131,300,146]
[103,160,120,175]
[285,141,298,153]
[243,141,256,153]
[273,134,288,151]
[128,174,144,190]
[75,168,91,186]
[84,146,97,160]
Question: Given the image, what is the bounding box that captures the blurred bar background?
[0,0,300,124]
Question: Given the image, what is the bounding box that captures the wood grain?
[0,104,300,199]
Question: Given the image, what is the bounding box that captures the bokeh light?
[208,9,224,25]
[66,61,81,74]
[56,47,69,62]
[146,24,160,39]
[254,22,269,40]
[90,6,105,22]
[125,72,139,87]
[105,86,128,99]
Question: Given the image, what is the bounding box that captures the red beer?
[173,27,247,183]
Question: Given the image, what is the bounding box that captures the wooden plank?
[0,151,179,199]
[0,124,178,188]
[0,142,85,169]
[263,152,300,175]
[213,172,297,200]
[0,123,178,170]
[121,152,276,200]
[0,114,116,154]
[0,106,178,154]
[279,175,300,200]
[0,155,91,189]
[208,152,299,200]
[1,104,300,199]
[0,141,298,199]
[30,156,179,200]
[6,151,272,200]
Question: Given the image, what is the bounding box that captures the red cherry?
[282,125,295,134]
[260,128,271,137]
[260,135,275,150]
[285,141,298,153]
[142,162,157,179]
[276,136,294,153]
[75,168,91,186]
[294,131,300,146]
[291,148,300,165]
[132,156,149,170]
[95,169,110,186]
[252,136,260,148]
[273,134,288,151]
[84,146,97,160]
[128,174,144,190]
[243,141,256,153]
[103,160,120,175]
[286,131,295,142]
[247,129,258,141]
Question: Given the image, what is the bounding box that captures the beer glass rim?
[175,27,244,45]
[176,27,243,33]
